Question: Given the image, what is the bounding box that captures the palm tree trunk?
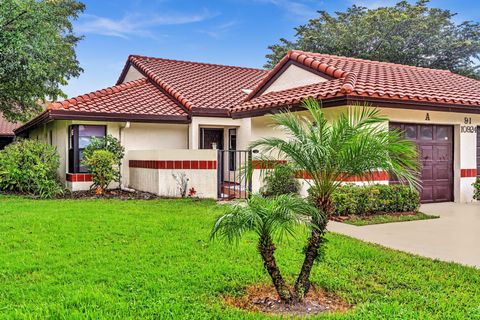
[258,234,294,303]
[293,197,330,300]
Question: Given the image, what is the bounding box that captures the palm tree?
[210,194,319,303]
[250,98,419,301]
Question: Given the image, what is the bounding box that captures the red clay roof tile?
[236,50,480,113]
[124,55,268,111]
[0,114,20,136]
[48,79,188,117]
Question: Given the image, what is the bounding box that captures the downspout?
[119,121,135,192]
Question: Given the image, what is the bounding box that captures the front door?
[390,123,454,203]
[200,128,224,150]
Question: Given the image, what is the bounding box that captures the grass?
[0,195,478,319]
[342,212,439,226]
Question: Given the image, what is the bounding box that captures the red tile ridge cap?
[244,50,353,101]
[128,54,267,72]
[129,55,194,110]
[340,72,357,94]
[291,50,452,73]
[47,79,148,110]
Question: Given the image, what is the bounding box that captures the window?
[68,125,106,173]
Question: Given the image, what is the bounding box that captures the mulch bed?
[330,211,419,222]
[58,189,160,200]
[224,284,350,317]
[0,189,160,200]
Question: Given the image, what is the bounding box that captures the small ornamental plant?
[82,149,117,195]
[260,163,300,197]
[83,135,125,184]
[473,178,480,201]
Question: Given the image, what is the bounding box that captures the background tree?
[265,0,480,79]
[250,98,419,301]
[0,0,85,122]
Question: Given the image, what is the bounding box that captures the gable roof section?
[234,50,480,115]
[15,79,189,135]
[119,55,268,114]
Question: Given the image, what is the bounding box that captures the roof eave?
[14,110,191,135]
[231,96,480,118]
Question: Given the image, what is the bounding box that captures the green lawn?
[0,196,479,319]
[343,212,439,226]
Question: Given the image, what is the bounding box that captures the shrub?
[260,163,300,197]
[82,149,117,195]
[331,184,420,216]
[473,178,480,201]
[0,139,63,198]
[83,134,125,183]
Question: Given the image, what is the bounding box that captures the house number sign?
[461,117,477,133]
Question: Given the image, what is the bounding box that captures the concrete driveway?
[328,202,480,268]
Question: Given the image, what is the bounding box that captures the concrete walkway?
[328,202,480,268]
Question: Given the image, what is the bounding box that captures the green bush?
[473,178,480,201]
[83,134,125,183]
[0,139,63,198]
[82,149,117,194]
[331,184,420,216]
[260,163,300,197]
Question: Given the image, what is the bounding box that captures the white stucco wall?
[262,64,328,95]
[121,65,146,83]
[128,149,218,198]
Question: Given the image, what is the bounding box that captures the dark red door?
[477,126,480,177]
[390,123,453,203]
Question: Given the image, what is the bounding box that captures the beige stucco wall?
[29,120,189,191]
[262,64,328,95]
[122,65,146,83]
[248,105,480,203]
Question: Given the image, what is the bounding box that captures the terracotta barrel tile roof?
[0,114,20,136]
[48,79,188,117]
[124,55,268,110]
[234,79,346,113]
[234,50,480,114]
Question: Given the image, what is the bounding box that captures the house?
[0,115,20,150]
[14,50,480,203]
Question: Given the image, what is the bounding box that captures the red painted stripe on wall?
[294,171,389,181]
[129,160,216,170]
[66,173,93,182]
[460,169,478,178]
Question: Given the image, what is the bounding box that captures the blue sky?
[65,0,480,98]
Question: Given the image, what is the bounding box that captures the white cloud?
[75,9,217,39]
[197,20,239,38]
[349,0,397,9]
[254,0,318,19]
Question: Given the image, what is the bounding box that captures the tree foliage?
[0,0,85,122]
[265,0,480,79]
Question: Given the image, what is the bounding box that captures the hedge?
[332,184,420,216]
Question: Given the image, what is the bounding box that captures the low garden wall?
[128,150,218,198]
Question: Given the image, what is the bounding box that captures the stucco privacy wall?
[128,149,217,198]
[248,106,479,203]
